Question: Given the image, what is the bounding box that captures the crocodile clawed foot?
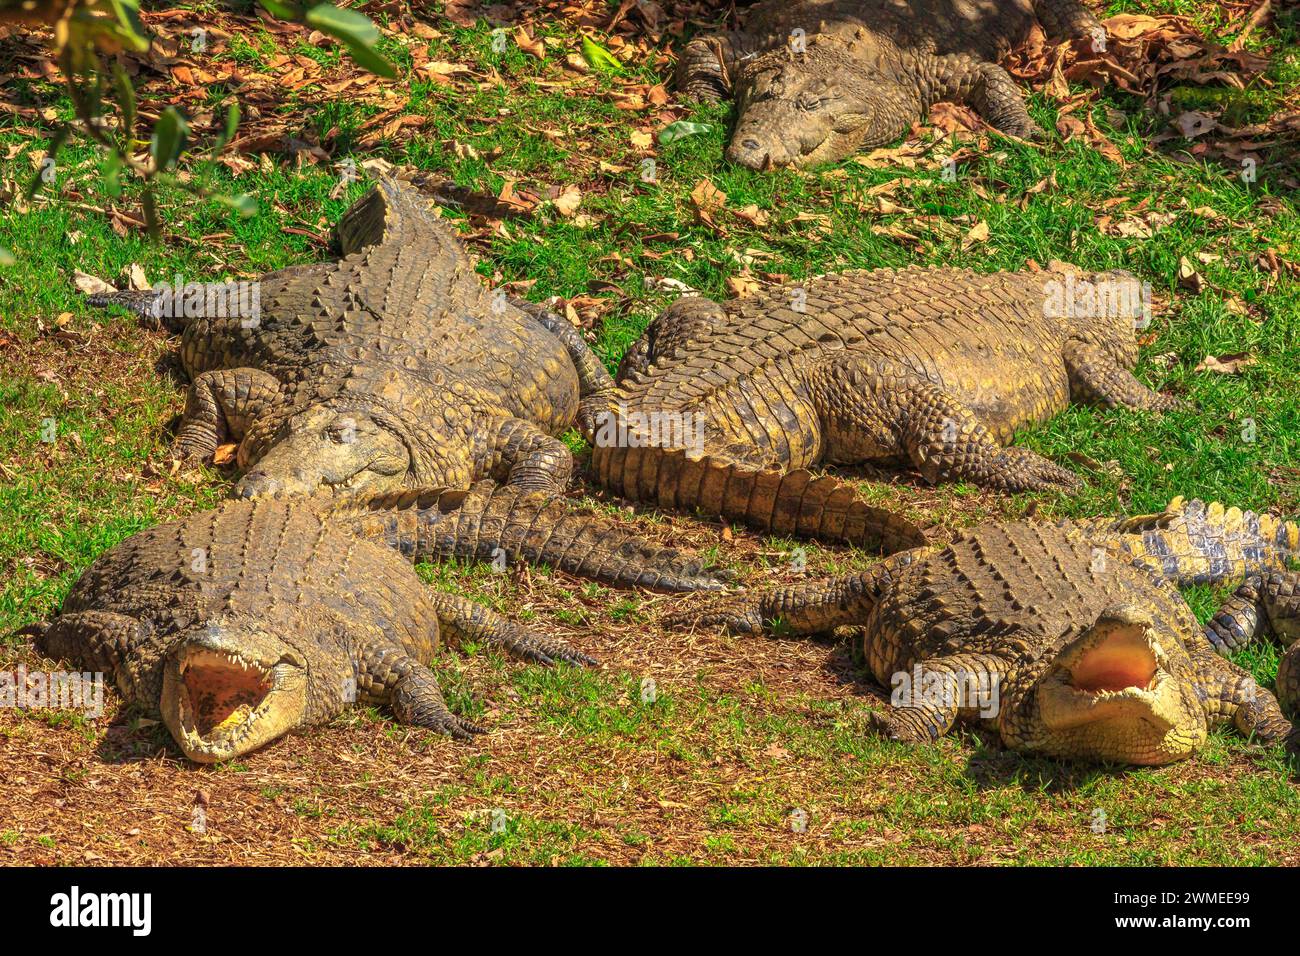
[998,119,1044,142]
[492,625,597,668]
[576,388,622,441]
[867,708,940,743]
[995,448,1083,494]
[168,439,216,466]
[663,597,765,635]
[440,714,489,741]
[1154,393,1191,413]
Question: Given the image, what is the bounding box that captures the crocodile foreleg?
[173,368,284,462]
[1063,340,1184,412]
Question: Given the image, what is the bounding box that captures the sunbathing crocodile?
[86,177,618,500]
[590,263,1177,552]
[669,499,1300,765]
[27,482,728,763]
[677,0,1102,169]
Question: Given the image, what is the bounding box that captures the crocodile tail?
[1084,497,1300,587]
[339,481,733,592]
[590,444,926,554]
[334,176,480,279]
[1036,0,1103,40]
[82,288,182,331]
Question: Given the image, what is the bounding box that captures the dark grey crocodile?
[676,0,1103,168]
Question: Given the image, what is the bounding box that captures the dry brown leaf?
[1194,353,1257,374]
[1176,256,1203,293]
[127,263,150,291]
[726,274,761,298]
[211,444,239,466]
[1175,111,1216,139]
[690,178,727,227]
[961,220,991,248]
[552,185,582,218]
[73,271,114,295]
[514,27,545,60]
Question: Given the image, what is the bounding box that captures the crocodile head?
[727,41,909,170]
[235,403,412,499]
[160,622,310,763]
[1002,604,1207,765]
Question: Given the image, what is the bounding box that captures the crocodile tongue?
[1039,606,1176,731]
[160,627,307,763]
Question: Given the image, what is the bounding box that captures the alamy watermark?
[146,275,262,328]
[591,403,705,456]
[1042,274,1152,328]
[1,665,105,718]
[890,665,999,718]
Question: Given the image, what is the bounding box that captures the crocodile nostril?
[236,472,276,499]
[741,138,761,151]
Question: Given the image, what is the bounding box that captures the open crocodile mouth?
[1067,631,1159,695]
[179,648,275,738]
[163,646,305,762]
[1038,619,1174,732]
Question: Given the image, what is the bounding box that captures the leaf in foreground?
[581,35,622,73]
[216,193,259,218]
[658,121,712,145]
[304,3,398,79]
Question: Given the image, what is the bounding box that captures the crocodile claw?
[663,597,766,635]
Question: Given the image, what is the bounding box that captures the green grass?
[0,2,1297,865]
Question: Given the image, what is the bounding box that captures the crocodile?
[590,263,1177,552]
[25,482,729,763]
[676,0,1104,169]
[86,177,619,500]
[668,499,1300,765]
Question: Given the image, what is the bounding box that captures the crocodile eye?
[798,94,828,112]
[326,420,358,444]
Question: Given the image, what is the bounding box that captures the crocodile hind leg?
[664,553,921,636]
[812,356,1081,492]
[675,33,748,100]
[617,296,729,382]
[1193,646,1292,745]
[868,652,1010,742]
[173,368,283,462]
[1063,340,1184,412]
[920,53,1041,140]
[429,591,595,667]
[477,416,574,493]
[1204,571,1300,655]
[357,642,485,740]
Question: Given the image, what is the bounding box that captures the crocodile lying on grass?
[591,263,1177,552]
[27,483,729,763]
[669,499,1300,765]
[87,177,618,500]
[677,0,1103,169]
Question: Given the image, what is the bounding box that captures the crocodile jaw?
[235,408,410,499]
[161,633,307,763]
[1029,608,1206,765]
